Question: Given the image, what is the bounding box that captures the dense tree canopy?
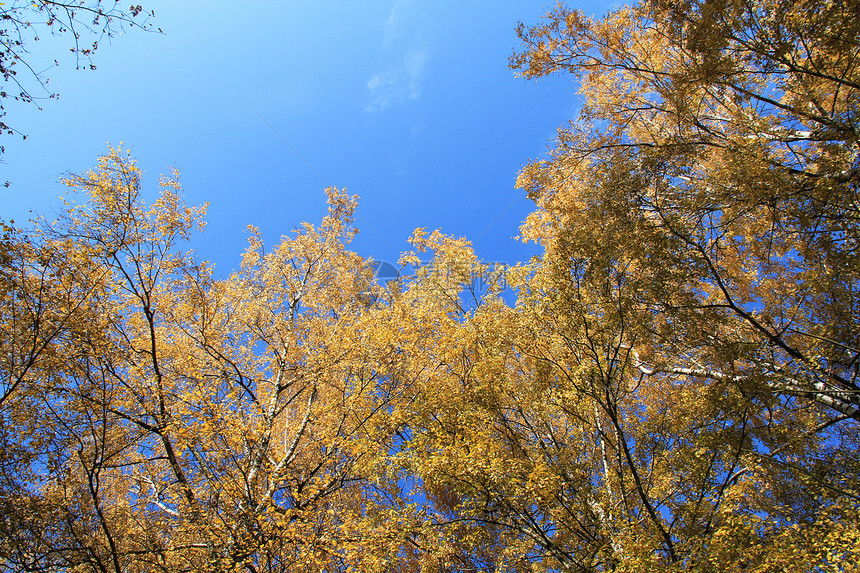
[1,0,858,571]
[512,0,860,422]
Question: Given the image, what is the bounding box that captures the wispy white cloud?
[365,0,429,113]
[383,0,407,47]
[365,48,428,112]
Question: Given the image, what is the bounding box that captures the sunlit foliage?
[1,0,857,571]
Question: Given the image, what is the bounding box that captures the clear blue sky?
[1,1,613,275]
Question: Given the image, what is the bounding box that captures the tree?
[400,0,860,568]
[512,0,860,422]
[0,2,155,153]
[0,149,422,572]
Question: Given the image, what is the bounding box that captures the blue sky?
[1,1,613,275]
